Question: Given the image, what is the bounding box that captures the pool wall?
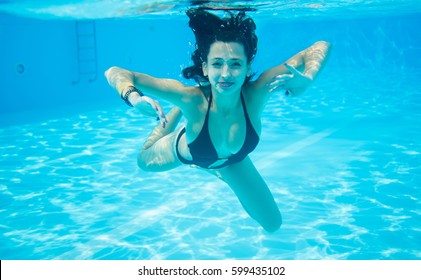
[0,12,420,125]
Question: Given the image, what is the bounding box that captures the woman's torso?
[177,84,262,167]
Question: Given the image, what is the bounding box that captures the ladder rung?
[79,70,97,75]
[77,34,95,37]
[75,20,97,82]
[78,59,96,63]
[77,46,95,50]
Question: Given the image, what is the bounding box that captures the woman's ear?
[202,62,208,76]
[247,63,252,76]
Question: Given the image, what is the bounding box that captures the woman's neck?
[211,88,242,114]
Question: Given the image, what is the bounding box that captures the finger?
[149,99,163,117]
[139,97,156,116]
[153,102,168,128]
[136,104,155,117]
[284,63,301,75]
[274,74,293,80]
[268,85,282,93]
[143,98,165,120]
[267,80,280,87]
[268,75,292,87]
[160,114,168,128]
[154,103,167,120]
[267,77,288,88]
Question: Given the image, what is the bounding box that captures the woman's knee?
[137,150,162,172]
[137,150,152,171]
[137,149,180,172]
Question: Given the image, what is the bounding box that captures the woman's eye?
[230,62,242,68]
[212,62,222,67]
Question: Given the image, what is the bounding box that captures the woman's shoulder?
[198,84,211,96]
[180,85,209,109]
[243,81,265,98]
[178,83,203,98]
[184,84,211,102]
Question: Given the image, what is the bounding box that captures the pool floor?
[0,68,420,259]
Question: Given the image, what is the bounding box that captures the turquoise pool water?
[0,1,420,260]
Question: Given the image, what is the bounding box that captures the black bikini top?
[176,91,260,169]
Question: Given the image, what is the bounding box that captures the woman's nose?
[221,65,231,78]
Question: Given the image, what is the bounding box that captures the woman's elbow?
[315,40,332,49]
[104,66,119,78]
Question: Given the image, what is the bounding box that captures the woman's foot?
[142,107,183,150]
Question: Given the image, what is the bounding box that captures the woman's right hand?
[267,64,312,96]
[130,95,168,128]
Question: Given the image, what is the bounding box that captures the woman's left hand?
[131,95,168,128]
[267,64,312,96]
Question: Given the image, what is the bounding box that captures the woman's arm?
[247,41,331,116]
[105,66,199,126]
[298,40,332,81]
[105,66,196,106]
[253,40,331,95]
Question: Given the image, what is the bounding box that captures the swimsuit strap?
[202,90,213,127]
[175,89,259,169]
[175,90,216,166]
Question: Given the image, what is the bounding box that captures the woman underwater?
[105,8,331,232]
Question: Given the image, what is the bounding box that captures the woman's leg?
[137,107,183,172]
[215,156,282,232]
[142,107,182,150]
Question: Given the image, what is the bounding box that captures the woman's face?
[203,41,251,95]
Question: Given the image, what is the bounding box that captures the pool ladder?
[73,20,98,84]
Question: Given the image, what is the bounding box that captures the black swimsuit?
[176,91,260,169]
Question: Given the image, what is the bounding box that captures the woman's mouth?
[218,82,234,88]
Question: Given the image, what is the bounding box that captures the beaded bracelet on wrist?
[120,86,144,107]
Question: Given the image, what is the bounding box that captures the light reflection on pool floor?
[0,70,420,259]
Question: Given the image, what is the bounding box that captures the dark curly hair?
[182,8,258,85]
